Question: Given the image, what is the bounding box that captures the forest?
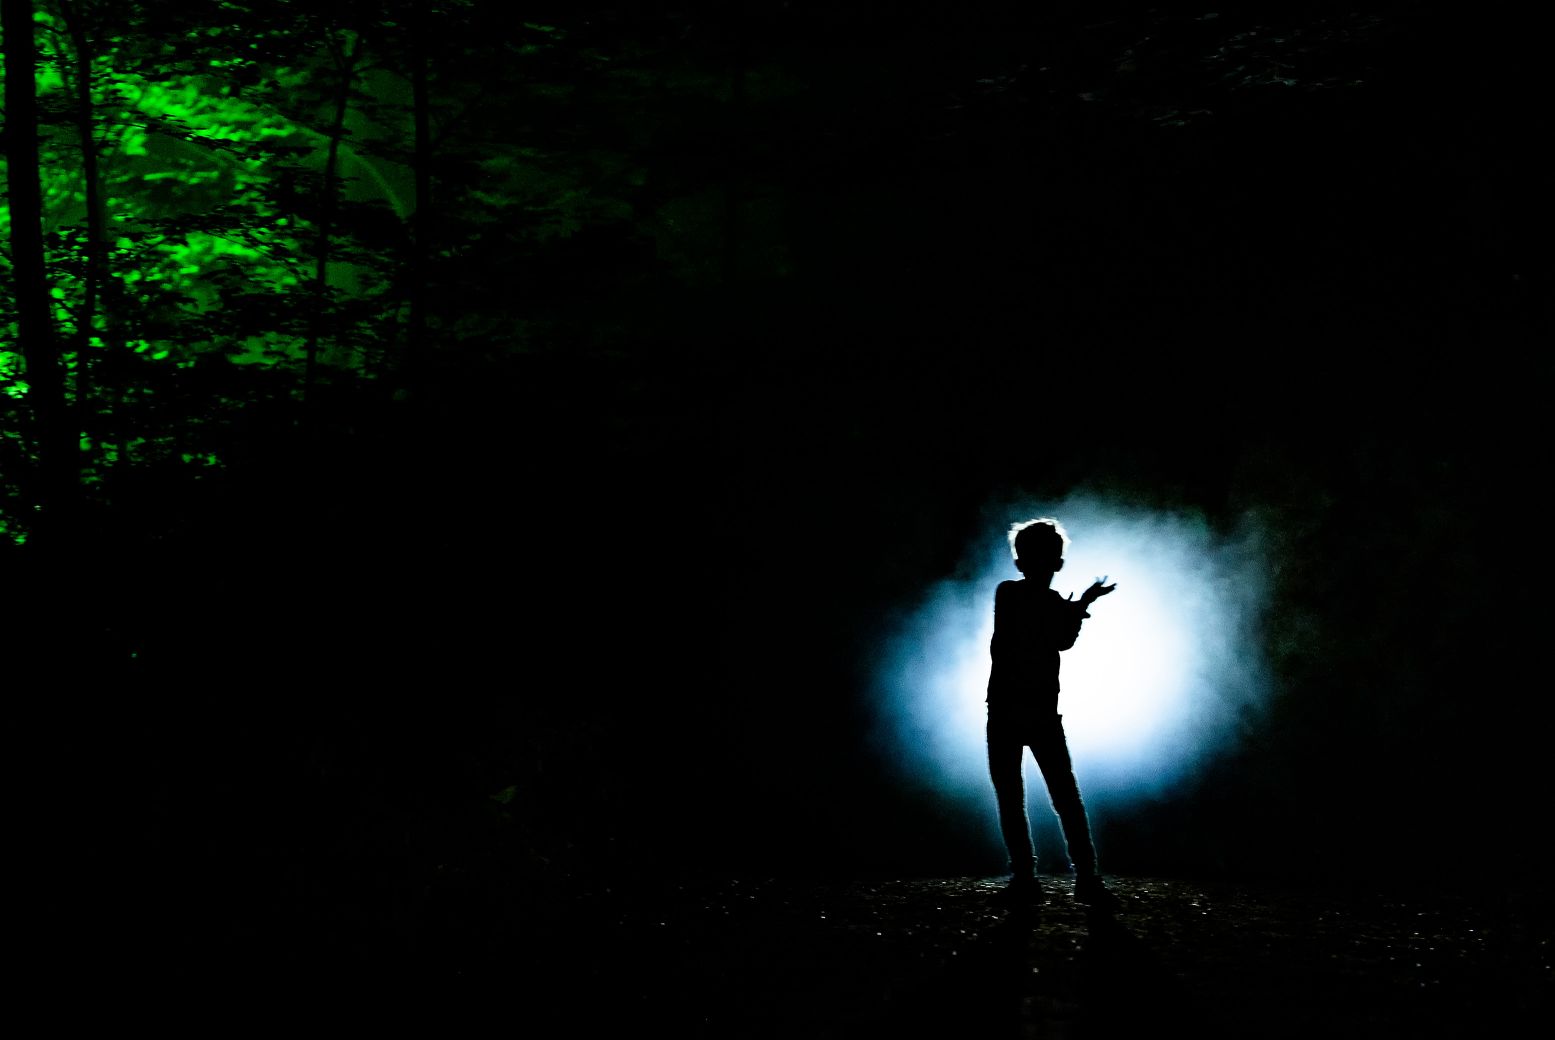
[5,0,1548,1008]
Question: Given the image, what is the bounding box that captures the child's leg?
[987,720,1035,878]
[1032,715,1099,878]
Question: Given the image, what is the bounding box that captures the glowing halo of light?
[870,493,1272,836]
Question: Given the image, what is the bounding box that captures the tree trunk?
[60,0,106,449]
[722,3,747,288]
[405,5,431,401]
[302,30,361,419]
[3,0,77,544]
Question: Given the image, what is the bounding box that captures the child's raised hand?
[1080,576,1116,605]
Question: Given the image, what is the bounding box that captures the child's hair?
[1007,517,1069,562]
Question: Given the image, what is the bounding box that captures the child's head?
[1008,517,1068,575]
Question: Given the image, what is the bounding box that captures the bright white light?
[870,493,1272,836]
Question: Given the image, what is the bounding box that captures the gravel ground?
[548,874,1553,1039]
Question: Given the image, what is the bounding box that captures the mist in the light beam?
[872,495,1272,818]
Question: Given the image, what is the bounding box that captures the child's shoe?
[1074,874,1118,909]
[993,875,1042,906]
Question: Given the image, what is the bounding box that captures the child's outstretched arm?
[1057,577,1114,648]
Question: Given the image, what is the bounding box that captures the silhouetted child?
[987,518,1116,906]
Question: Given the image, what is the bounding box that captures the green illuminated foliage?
[0,0,681,547]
